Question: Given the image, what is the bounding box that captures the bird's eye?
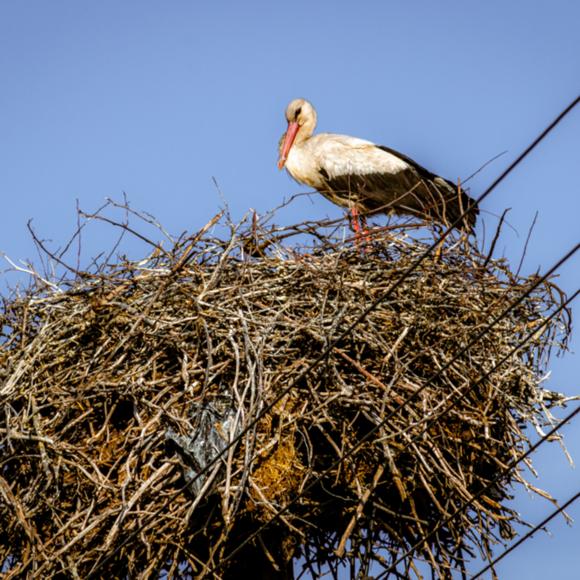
[294,107,302,120]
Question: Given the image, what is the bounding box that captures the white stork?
[277,98,478,235]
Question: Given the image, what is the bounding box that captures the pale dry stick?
[221,330,243,525]
[0,429,54,444]
[85,399,122,445]
[0,474,41,552]
[248,478,306,537]
[105,196,176,245]
[1,253,62,292]
[54,198,110,266]
[103,461,173,551]
[235,313,268,501]
[58,407,94,437]
[27,220,86,280]
[26,501,97,565]
[1,335,53,398]
[256,534,285,574]
[334,347,405,405]
[335,464,386,557]
[182,460,225,524]
[381,326,410,367]
[461,150,508,186]
[516,210,539,278]
[197,220,242,299]
[62,449,118,492]
[24,511,113,580]
[78,207,169,258]
[226,389,255,525]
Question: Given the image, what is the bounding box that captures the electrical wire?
[471,488,580,580]
[375,285,578,577]
[87,95,580,578]
[376,403,580,579]
[214,285,579,572]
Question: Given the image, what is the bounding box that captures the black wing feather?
[316,145,479,231]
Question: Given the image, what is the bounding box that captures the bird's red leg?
[360,214,370,246]
[350,206,362,244]
[350,207,371,252]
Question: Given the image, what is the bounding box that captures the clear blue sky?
[1,1,578,577]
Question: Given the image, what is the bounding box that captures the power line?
[215,285,579,572]
[471,488,580,580]
[372,291,580,575]
[376,403,580,578]
[87,95,579,577]
[172,93,579,497]
[88,94,579,578]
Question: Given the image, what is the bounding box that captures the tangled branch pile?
[0,202,573,578]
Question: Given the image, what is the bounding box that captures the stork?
[277,99,478,238]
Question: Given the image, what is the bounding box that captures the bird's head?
[278,98,317,169]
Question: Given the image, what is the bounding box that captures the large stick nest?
[0,201,573,578]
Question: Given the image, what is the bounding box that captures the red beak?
[277,121,300,169]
